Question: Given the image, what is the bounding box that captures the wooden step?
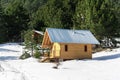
[40,57,50,62]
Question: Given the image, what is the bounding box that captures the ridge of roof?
[33,30,44,35]
[46,28,90,31]
[46,28,100,44]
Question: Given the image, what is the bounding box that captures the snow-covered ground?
[0,43,120,80]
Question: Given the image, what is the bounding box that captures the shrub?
[33,51,41,58]
[19,51,31,59]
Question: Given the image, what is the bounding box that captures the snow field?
[0,43,120,80]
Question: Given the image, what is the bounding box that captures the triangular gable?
[42,30,52,48]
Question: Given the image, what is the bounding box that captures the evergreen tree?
[0,0,7,43]
[74,0,119,40]
[112,0,120,37]
[31,0,78,30]
[3,0,30,41]
[0,0,119,43]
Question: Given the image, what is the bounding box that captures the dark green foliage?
[73,0,120,40]
[31,0,78,29]
[19,51,31,59]
[4,0,29,41]
[23,29,41,57]
[33,51,41,58]
[23,0,48,13]
[0,27,7,43]
[0,0,7,43]
[23,29,34,49]
[0,0,30,42]
[0,0,119,44]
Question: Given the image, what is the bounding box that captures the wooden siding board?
[60,43,92,59]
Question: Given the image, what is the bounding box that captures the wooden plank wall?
[60,43,92,59]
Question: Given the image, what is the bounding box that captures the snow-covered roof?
[33,30,44,35]
[47,28,100,44]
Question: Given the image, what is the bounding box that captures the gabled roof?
[46,28,100,44]
[33,30,44,35]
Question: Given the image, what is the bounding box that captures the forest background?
[0,0,119,43]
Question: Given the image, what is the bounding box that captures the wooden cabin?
[42,28,99,60]
[32,30,44,44]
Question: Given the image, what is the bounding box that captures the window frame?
[84,45,87,52]
[65,45,68,52]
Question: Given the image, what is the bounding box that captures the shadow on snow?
[0,48,19,52]
[93,53,120,60]
[0,56,18,61]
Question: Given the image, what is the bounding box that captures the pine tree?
[3,0,30,41]
[0,0,7,43]
[74,0,119,40]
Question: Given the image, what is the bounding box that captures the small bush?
[19,51,31,59]
[33,51,41,58]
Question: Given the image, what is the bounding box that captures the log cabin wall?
[59,43,92,59]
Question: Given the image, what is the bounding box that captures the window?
[65,45,68,52]
[84,45,87,52]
